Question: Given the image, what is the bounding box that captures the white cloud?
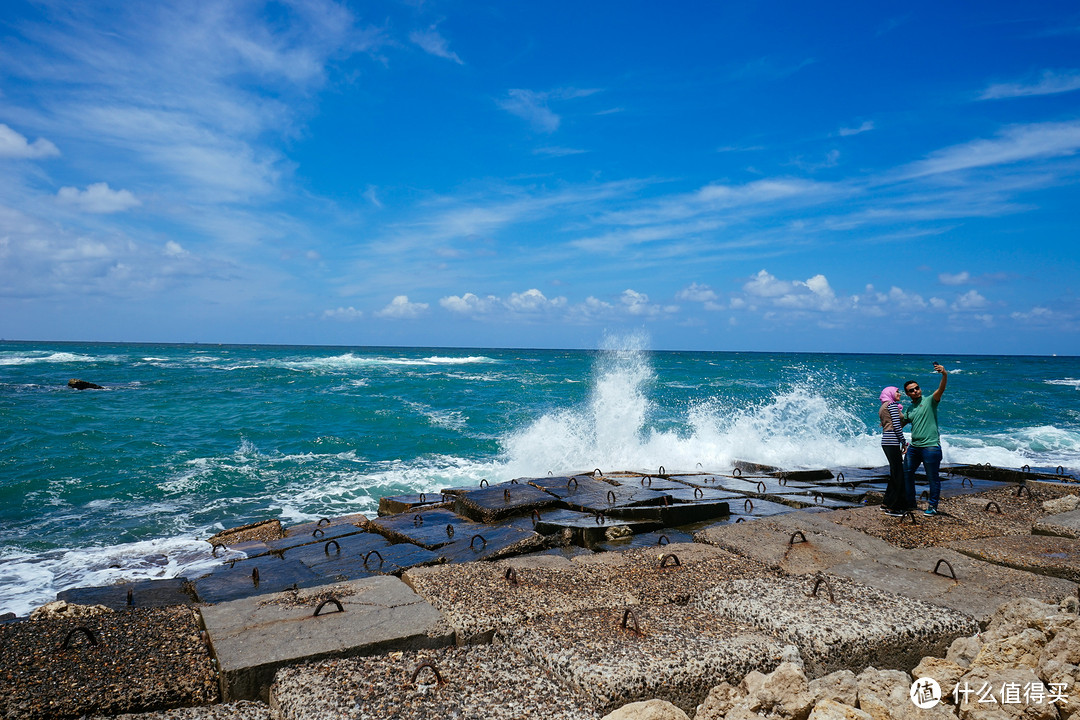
[980,70,1080,100]
[56,182,141,213]
[375,295,429,318]
[744,270,795,298]
[620,289,672,317]
[498,89,560,133]
[939,271,970,285]
[409,25,463,64]
[164,240,187,257]
[440,292,500,315]
[838,120,875,137]
[953,289,987,310]
[0,124,60,158]
[903,121,1080,178]
[323,306,363,320]
[676,282,718,303]
[506,288,566,312]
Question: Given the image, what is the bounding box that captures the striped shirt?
[879,401,906,447]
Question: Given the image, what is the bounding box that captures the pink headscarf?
[879,386,899,404]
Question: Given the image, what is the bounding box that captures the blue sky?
[1,1,1079,354]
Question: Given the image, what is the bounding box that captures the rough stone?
[1043,496,1080,514]
[694,682,743,720]
[601,699,691,720]
[808,670,859,707]
[913,657,969,704]
[972,628,1047,670]
[807,699,873,720]
[856,667,957,720]
[954,666,1058,720]
[947,636,984,668]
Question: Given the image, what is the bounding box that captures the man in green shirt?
[903,362,948,516]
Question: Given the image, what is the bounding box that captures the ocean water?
[2,337,1079,616]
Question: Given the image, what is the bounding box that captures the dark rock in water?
[68,378,104,390]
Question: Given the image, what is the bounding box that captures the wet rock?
[68,378,104,389]
[808,699,873,720]
[972,628,1047,670]
[601,699,690,720]
[954,666,1057,720]
[913,657,968,704]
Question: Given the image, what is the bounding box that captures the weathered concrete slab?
[937,488,1047,535]
[193,557,324,604]
[201,576,453,702]
[0,607,217,719]
[1033,508,1080,539]
[264,524,364,555]
[694,510,899,574]
[282,514,367,538]
[86,700,274,719]
[593,528,696,551]
[368,507,481,549]
[817,505,1014,550]
[947,534,1080,582]
[453,482,561,522]
[533,507,664,545]
[733,459,779,473]
[608,474,693,491]
[435,524,547,563]
[57,577,196,610]
[829,546,1079,626]
[362,542,443,574]
[269,645,599,720]
[824,467,889,484]
[728,497,798,518]
[557,480,673,513]
[403,543,774,643]
[606,499,732,526]
[377,494,450,516]
[696,573,979,678]
[769,468,834,482]
[773,493,864,510]
[501,605,790,715]
[948,464,1058,483]
[283,531,389,570]
[208,519,283,547]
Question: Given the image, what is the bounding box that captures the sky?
[1,1,1079,354]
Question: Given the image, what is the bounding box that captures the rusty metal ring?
[324,540,341,555]
[419,492,427,503]
[921,490,930,500]
[567,477,579,489]
[642,475,652,486]
[317,517,331,527]
[479,478,489,487]
[470,534,487,549]
[837,472,845,483]
[744,498,754,512]
[211,543,227,557]
[813,492,824,504]
[904,510,918,525]
[733,467,742,477]
[658,465,667,476]
[755,481,766,493]
[621,608,643,635]
[694,487,703,498]
[984,501,1002,514]
[127,588,133,607]
[593,468,603,477]
[504,567,519,586]
[607,490,617,504]
[411,662,446,687]
[61,626,98,648]
[363,550,384,567]
[789,530,807,545]
[313,528,325,538]
[735,517,746,523]
[1021,465,1030,473]
[252,567,260,585]
[504,488,511,503]
[961,477,972,487]
[414,514,424,526]
[1016,485,1031,498]
[446,524,455,538]
[659,553,681,568]
[594,511,606,525]
[778,476,788,486]
[808,573,837,603]
[657,535,669,546]
[531,509,541,526]
[510,478,519,484]
[1058,466,1065,475]
[933,559,958,581]
[313,598,344,616]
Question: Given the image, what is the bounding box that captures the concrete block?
[947,534,1080,582]
[501,605,790,715]
[269,644,599,720]
[200,576,453,701]
[695,574,979,677]
[57,577,196,610]
[1033,508,1080,539]
[453,482,561,522]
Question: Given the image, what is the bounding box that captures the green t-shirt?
[904,396,941,447]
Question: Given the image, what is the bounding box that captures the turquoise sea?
[2,337,1080,616]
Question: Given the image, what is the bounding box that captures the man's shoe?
[885,509,904,517]
[923,507,938,516]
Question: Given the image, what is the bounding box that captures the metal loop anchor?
[607,490,617,504]
[642,475,652,486]
[1021,465,1030,473]
[504,567,519,586]
[755,481,766,493]
[658,465,667,476]
[659,553,681,568]
[446,524,455,538]
[808,573,837,603]
[567,477,579,489]
[419,492,427,503]
[252,567,260,586]
[621,608,644,636]
[733,467,742,477]
[504,488,511,503]
[694,487,704,498]
[313,598,344,616]
[735,517,747,523]
[984,501,1002,514]
[594,511,606,525]
[961,477,972,487]
[479,478,489,487]
[324,540,341,555]
[813,492,824,504]
[470,534,487,549]
[531,509,541,526]
[127,587,133,607]
[657,535,669,546]
[411,662,446,687]
[363,550,384,567]
[61,626,98,648]
[1016,485,1031,498]
[312,528,324,538]
[211,543,227,557]
[414,514,424,526]
[789,530,807,545]
[837,472,845,483]
[317,517,331,527]
[744,498,754,512]
[933,559,958,581]
[593,468,603,477]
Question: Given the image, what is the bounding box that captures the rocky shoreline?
[1,464,1078,719]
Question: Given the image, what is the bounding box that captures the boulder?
[695,682,742,720]
[947,636,984,668]
[856,667,957,720]
[67,378,104,390]
[602,699,690,720]
[984,598,1060,640]
[808,699,873,720]
[955,665,1058,720]
[1043,496,1080,514]
[972,628,1047,670]
[914,657,969,704]
[809,670,859,707]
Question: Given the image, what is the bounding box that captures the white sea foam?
[1045,379,1080,390]
[0,351,107,365]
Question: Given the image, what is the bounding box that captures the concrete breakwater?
[1,462,1079,719]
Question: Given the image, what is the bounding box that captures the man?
[903,362,948,516]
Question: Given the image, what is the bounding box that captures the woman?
[879,386,908,516]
